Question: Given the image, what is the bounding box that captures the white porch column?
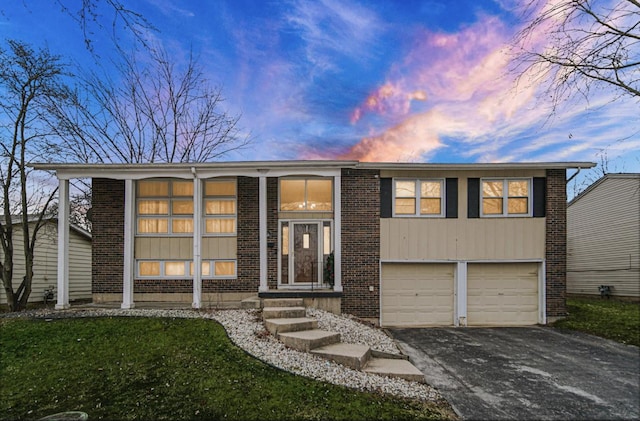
[456,261,467,326]
[192,175,202,308]
[55,178,70,310]
[333,174,342,292]
[121,179,135,309]
[259,175,269,292]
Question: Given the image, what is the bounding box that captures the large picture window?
[482,178,531,216]
[393,179,444,216]
[204,180,237,235]
[280,178,333,211]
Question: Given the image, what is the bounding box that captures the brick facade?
[340,168,381,318]
[91,178,125,294]
[545,169,567,318]
[233,176,261,292]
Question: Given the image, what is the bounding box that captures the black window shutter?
[533,177,546,217]
[445,178,458,218]
[380,178,392,218]
[468,178,480,218]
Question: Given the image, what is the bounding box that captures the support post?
[192,175,202,308]
[333,174,342,292]
[55,178,70,310]
[121,179,135,309]
[259,175,268,292]
[456,261,467,326]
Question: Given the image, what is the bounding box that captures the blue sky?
[2,0,639,178]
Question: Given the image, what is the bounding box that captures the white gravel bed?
[2,307,441,402]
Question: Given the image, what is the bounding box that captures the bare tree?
[54,47,249,164]
[0,40,67,311]
[512,0,640,109]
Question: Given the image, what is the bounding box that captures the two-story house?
[34,160,594,326]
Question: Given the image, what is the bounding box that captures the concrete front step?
[240,296,261,309]
[262,306,306,320]
[363,357,426,383]
[278,329,341,352]
[262,298,304,308]
[311,343,371,370]
[265,317,318,335]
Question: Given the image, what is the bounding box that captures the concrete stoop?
[261,298,426,383]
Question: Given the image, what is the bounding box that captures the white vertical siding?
[0,222,91,304]
[567,175,640,298]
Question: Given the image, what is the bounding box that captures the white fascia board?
[359,162,596,171]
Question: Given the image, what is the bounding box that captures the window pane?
[165,261,185,276]
[508,198,528,214]
[138,218,168,233]
[215,261,236,277]
[280,179,306,211]
[138,200,168,215]
[139,261,160,276]
[205,199,236,215]
[483,198,503,215]
[307,179,333,211]
[172,219,194,233]
[190,262,211,276]
[483,181,503,197]
[508,180,529,197]
[323,225,331,255]
[205,180,236,196]
[172,200,194,215]
[395,181,415,197]
[138,181,168,197]
[420,198,441,214]
[395,198,416,214]
[282,224,289,256]
[421,181,441,198]
[173,181,193,196]
[206,218,236,234]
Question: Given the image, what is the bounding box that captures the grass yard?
[553,297,640,347]
[0,316,455,421]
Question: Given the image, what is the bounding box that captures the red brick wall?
[546,169,567,317]
[234,176,260,292]
[92,178,125,294]
[267,177,279,289]
[341,168,380,318]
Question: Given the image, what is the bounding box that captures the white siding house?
[567,174,640,299]
[0,219,92,304]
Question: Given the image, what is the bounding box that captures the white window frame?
[136,259,237,279]
[480,178,532,217]
[279,177,334,212]
[392,178,445,217]
[203,178,237,237]
[136,179,194,237]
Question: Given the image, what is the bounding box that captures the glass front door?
[279,221,332,287]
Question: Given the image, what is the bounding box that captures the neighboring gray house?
[0,219,92,304]
[567,173,640,300]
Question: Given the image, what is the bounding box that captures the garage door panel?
[381,263,455,327]
[468,263,539,326]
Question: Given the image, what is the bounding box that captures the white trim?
[539,260,547,324]
[392,178,445,218]
[480,177,533,218]
[192,176,202,309]
[456,261,467,326]
[259,176,268,292]
[334,174,342,292]
[122,179,135,309]
[55,179,70,310]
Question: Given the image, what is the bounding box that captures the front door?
[292,223,319,284]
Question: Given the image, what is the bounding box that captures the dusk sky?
[2,0,639,177]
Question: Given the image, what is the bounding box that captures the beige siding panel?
[567,176,640,298]
[68,231,92,300]
[467,263,539,326]
[201,237,237,259]
[135,237,193,259]
[381,218,545,261]
[381,263,455,327]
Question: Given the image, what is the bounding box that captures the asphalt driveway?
[388,327,639,420]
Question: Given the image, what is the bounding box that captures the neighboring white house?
[0,219,92,304]
[567,173,640,300]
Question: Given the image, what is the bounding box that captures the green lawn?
[0,317,455,421]
[553,297,640,346]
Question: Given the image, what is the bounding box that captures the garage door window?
[482,178,531,217]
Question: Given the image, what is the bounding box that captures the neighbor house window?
[482,178,531,216]
[280,178,333,211]
[393,179,444,216]
[136,180,193,235]
[137,260,236,279]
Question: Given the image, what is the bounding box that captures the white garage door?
[467,263,539,326]
[381,263,455,327]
